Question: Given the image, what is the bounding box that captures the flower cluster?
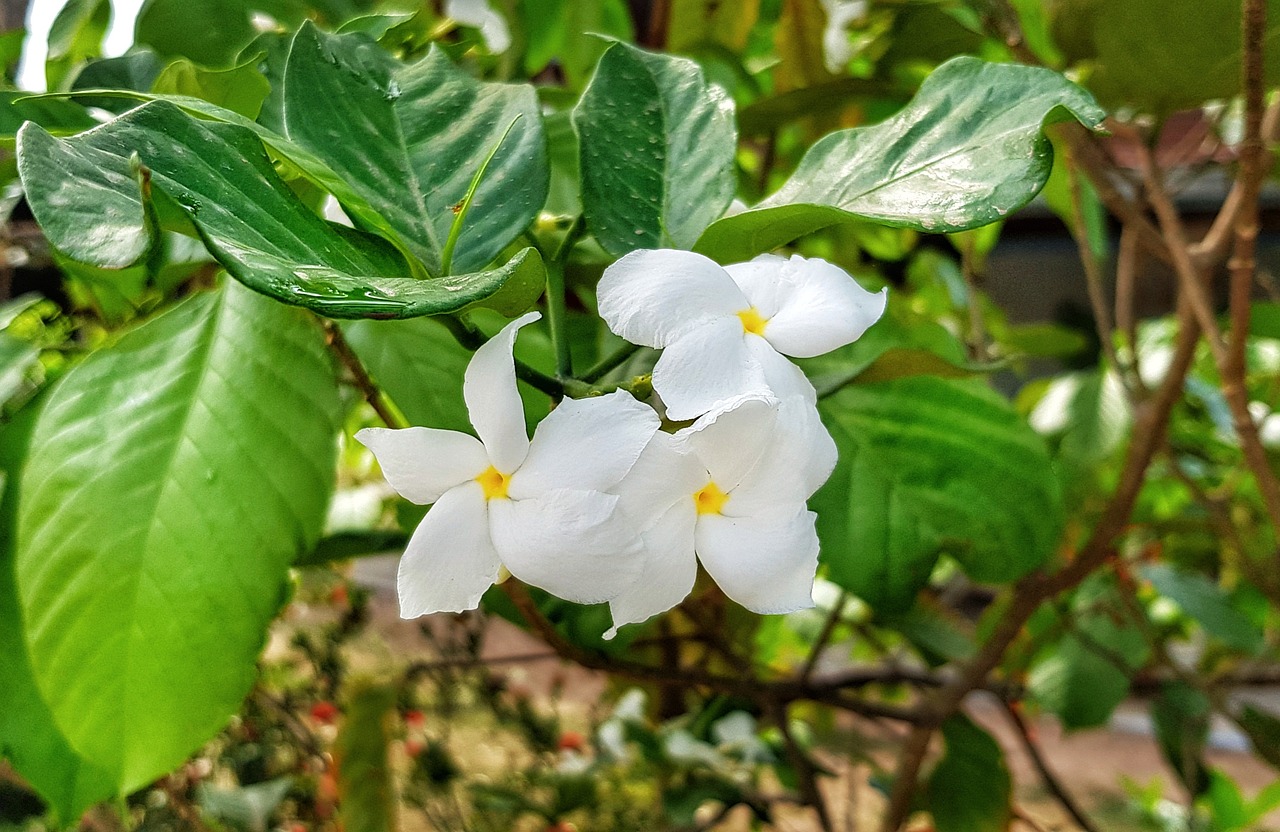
[358,250,886,635]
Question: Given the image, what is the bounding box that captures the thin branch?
[581,341,642,383]
[325,322,407,429]
[879,278,1203,832]
[1115,224,1142,374]
[772,699,835,832]
[1001,700,1101,832]
[1063,146,1143,398]
[1189,100,1280,267]
[801,592,849,682]
[1140,146,1280,533]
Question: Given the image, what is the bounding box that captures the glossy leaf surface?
[695,57,1105,262]
[574,41,736,256]
[282,24,548,275]
[17,101,544,319]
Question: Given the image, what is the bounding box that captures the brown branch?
[1002,701,1101,832]
[1189,100,1280,267]
[324,322,407,430]
[879,277,1203,832]
[1063,146,1143,398]
[801,592,849,682]
[499,580,926,723]
[1140,147,1280,534]
[1115,223,1142,372]
[772,699,835,832]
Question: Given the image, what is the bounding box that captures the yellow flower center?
[693,481,730,515]
[737,306,769,336]
[476,466,511,500]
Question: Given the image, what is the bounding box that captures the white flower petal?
[725,254,788,318]
[760,255,888,358]
[444,0,512,52]
[652,319,770,421]
[597,249,748,348]
[747,335,818,403]
[356,427,488,505]
[509,390,659,499]
[464,311,539,473]
[397,482,501,617]
[727,397,837,517]
[489,489,642,604]
[695,509,819,614]
[607,501,698,637]
[615,430,708,530]
[677,397,777,492]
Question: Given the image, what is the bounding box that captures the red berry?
[310,701,340,724]
[403,709,426,729]
[404,738,425,758]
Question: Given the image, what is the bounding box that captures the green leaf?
[1139,564,1264,654]
[296,530,407,567]
[695,57,1105,263]
[923,716,1013,832]
[18,101,544,319]
[574,41,737,256]
[13,282,341,795]
[1151,681,1211,796]
[70,51,166,113]
[814,377,1063,612]
[0,400,117,821]
[333,681,398,832]
[46,0,109,90]
[151,56,271,119]
[667,0,761,53]
[521,0,635,86]
[1237,705,1280,770]
[1065,0,1280,114]
[341,317,472,431]
[134,0,258,66]
[282,24,549,275]
[0,333,38,406]
[0,91,96,137]
[1028,575,1149,729]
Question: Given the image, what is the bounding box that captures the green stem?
[437,314,564,398]
[544,216,586,381]
[440,115,523,277]
[581,341,641,383]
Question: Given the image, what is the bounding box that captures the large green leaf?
[573,41,737,256]
[1050,0,1280,114]
[282,24,549,275]
[814,377,1062,611]
[17,101,545,319]
[13,282,341,794]
[151,57,271,119]
[924,716,1013,832]
[0,401,116,821]
[695,57,1105,263]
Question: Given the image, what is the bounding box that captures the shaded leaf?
[152,56,271,119]
[924,716,1013,832]
[1140,564,1264,654]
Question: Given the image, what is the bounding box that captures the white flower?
[820,0,868,73]
[444,0,512,53]
[357,312,659,617]
[597,249,887,420]
[606,397,837,637]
